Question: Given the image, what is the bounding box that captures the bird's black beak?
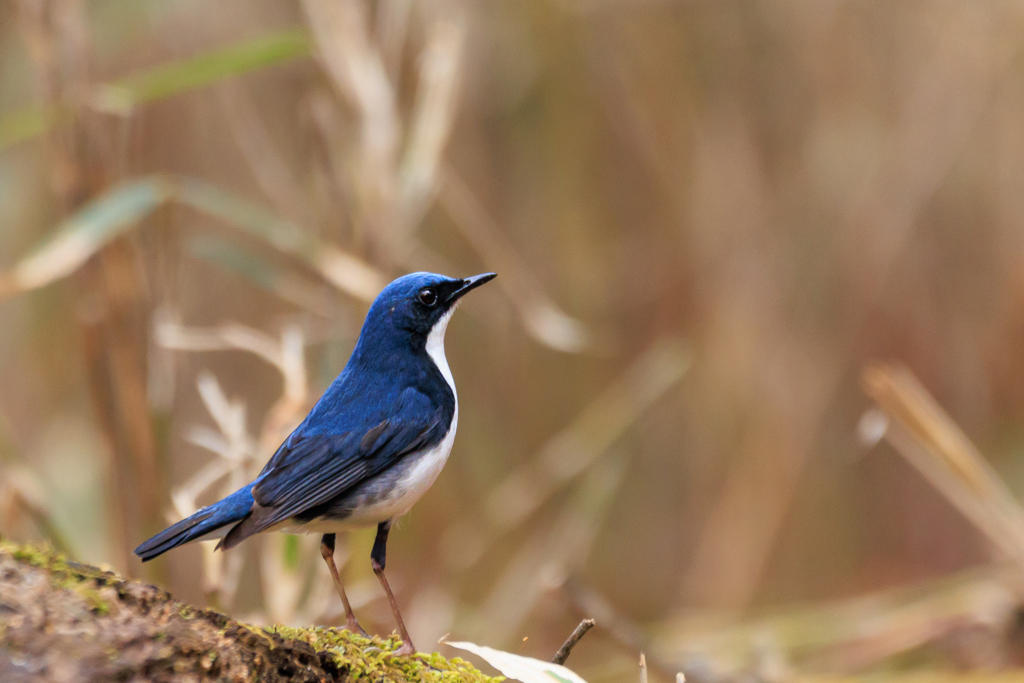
[446,272,497,303]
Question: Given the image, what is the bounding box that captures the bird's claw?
[345,618,369,637]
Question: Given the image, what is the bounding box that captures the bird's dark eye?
[418,288,438,306]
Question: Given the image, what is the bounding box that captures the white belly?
[345,406,457,526]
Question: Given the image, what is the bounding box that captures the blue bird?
[135,271,496,654]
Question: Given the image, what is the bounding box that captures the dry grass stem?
[473,455,625,646]
[862,363,1024,573]
[399,18,465,236]
[376,0,412,78]
[218,82,312,226]
[301,0,399,256]
[155,321,315,611]
[655,568,1015,675]
[440,168,590,353]
[441,337,688,569]
[681,2,1020,610]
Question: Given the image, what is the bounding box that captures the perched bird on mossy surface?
[135,271,497,655]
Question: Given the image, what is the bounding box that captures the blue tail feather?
[134,483,254,561]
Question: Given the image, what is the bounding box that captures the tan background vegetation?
[3,1,1024,680]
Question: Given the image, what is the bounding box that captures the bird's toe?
[344,617,369,637]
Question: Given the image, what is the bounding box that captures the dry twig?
[553,618,596,665]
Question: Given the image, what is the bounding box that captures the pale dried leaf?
[315,247,388,302]
[444,641,591,683]
[522,306,591,354]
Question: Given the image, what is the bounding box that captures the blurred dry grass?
[4,1,1024,681]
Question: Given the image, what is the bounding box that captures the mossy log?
[0,542,500,683]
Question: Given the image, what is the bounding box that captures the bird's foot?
[344,617,369,637]
[394,640,416,656]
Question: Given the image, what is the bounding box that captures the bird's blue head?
[356,272,496,352]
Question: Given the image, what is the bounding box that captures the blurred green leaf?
[0,174,383,304]
[283,534,300,572]
[2,177,174,295]
[106,29,310,108]
[0,29,312,151]
[0,106,59,151]
[188,234,334,315]
[176,178,385,301]
[189,234,283,292]
[176,178,311,257]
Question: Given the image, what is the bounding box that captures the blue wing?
[219,384,448,548]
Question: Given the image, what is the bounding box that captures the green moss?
[3,541,112,614]
[263,626,504,683]
[73,584,111,614]
[5,541,103,584]
[6,541,74,574]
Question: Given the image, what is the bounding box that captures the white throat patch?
[425,306,457,397]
